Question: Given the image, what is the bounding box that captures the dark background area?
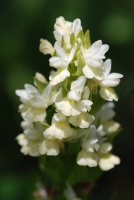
[0,0,134,199]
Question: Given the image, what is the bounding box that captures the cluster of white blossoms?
[16,17,123,171]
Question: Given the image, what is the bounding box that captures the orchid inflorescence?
[16,16,123,199]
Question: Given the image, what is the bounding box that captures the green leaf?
[67,164,102,185]
[33,77,47,94]
[67,164,89,185]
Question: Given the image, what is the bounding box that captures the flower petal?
[100,87,118,101]
[49,68,70,85]
[77,150,98,167]
[56,97,80,116]
[43,122,74,139]
[99,154,120,171]
[39,139,60,156]
[69,112,94,128]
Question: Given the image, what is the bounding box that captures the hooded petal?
[39,39,54,55]
[71,18,82,36]
[100,87,118,101]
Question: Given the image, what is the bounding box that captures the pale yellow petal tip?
[39,38,54,55]
[35,72,48,84]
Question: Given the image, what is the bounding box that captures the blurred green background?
[0,0,134,199]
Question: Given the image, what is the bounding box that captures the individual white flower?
[52,112,66,124]
[99,153,120,171]
[103,121,121,135]
[54,16,72,44]
[21,120,34,129]
[15,84,38,104]
[94,102,121,135]
[99,142,113,154]
[39,139,60,156]
[16,84,47,122]
[30,84,54,108]
[71,18,82,37]
[77,150,98,167]
[94,59,123,101]
[56,97,81,116]
[16,134,28,147]
[82,138,99,153]
[16,121,45,156]
[67,76,86,102]
[64,184,81,200]
[69,112,94,128]
[76,100,93,112]
[54,17,82,45]
[55,89,81,116]
[25,84,54,122]
[24,107,47,122]
[79,39,109,80]
[49,42,76,69]
[94,102,115,123]
[39,39,54,55]
[43,121,75,140]
[80,125,102,153]
[49,42,76,85]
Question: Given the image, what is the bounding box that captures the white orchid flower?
[79,39,109,80]
[67,76,86,102]
[69,112,94,128]
[54,16,72,44]
[43,121,74,140]
[15,84,38,104]
[16,122,45,157]
[77,150,98,167]
[94,59,123,101]
[39,139,60,156]
[49,42,76,85]
[99,154,120,171]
